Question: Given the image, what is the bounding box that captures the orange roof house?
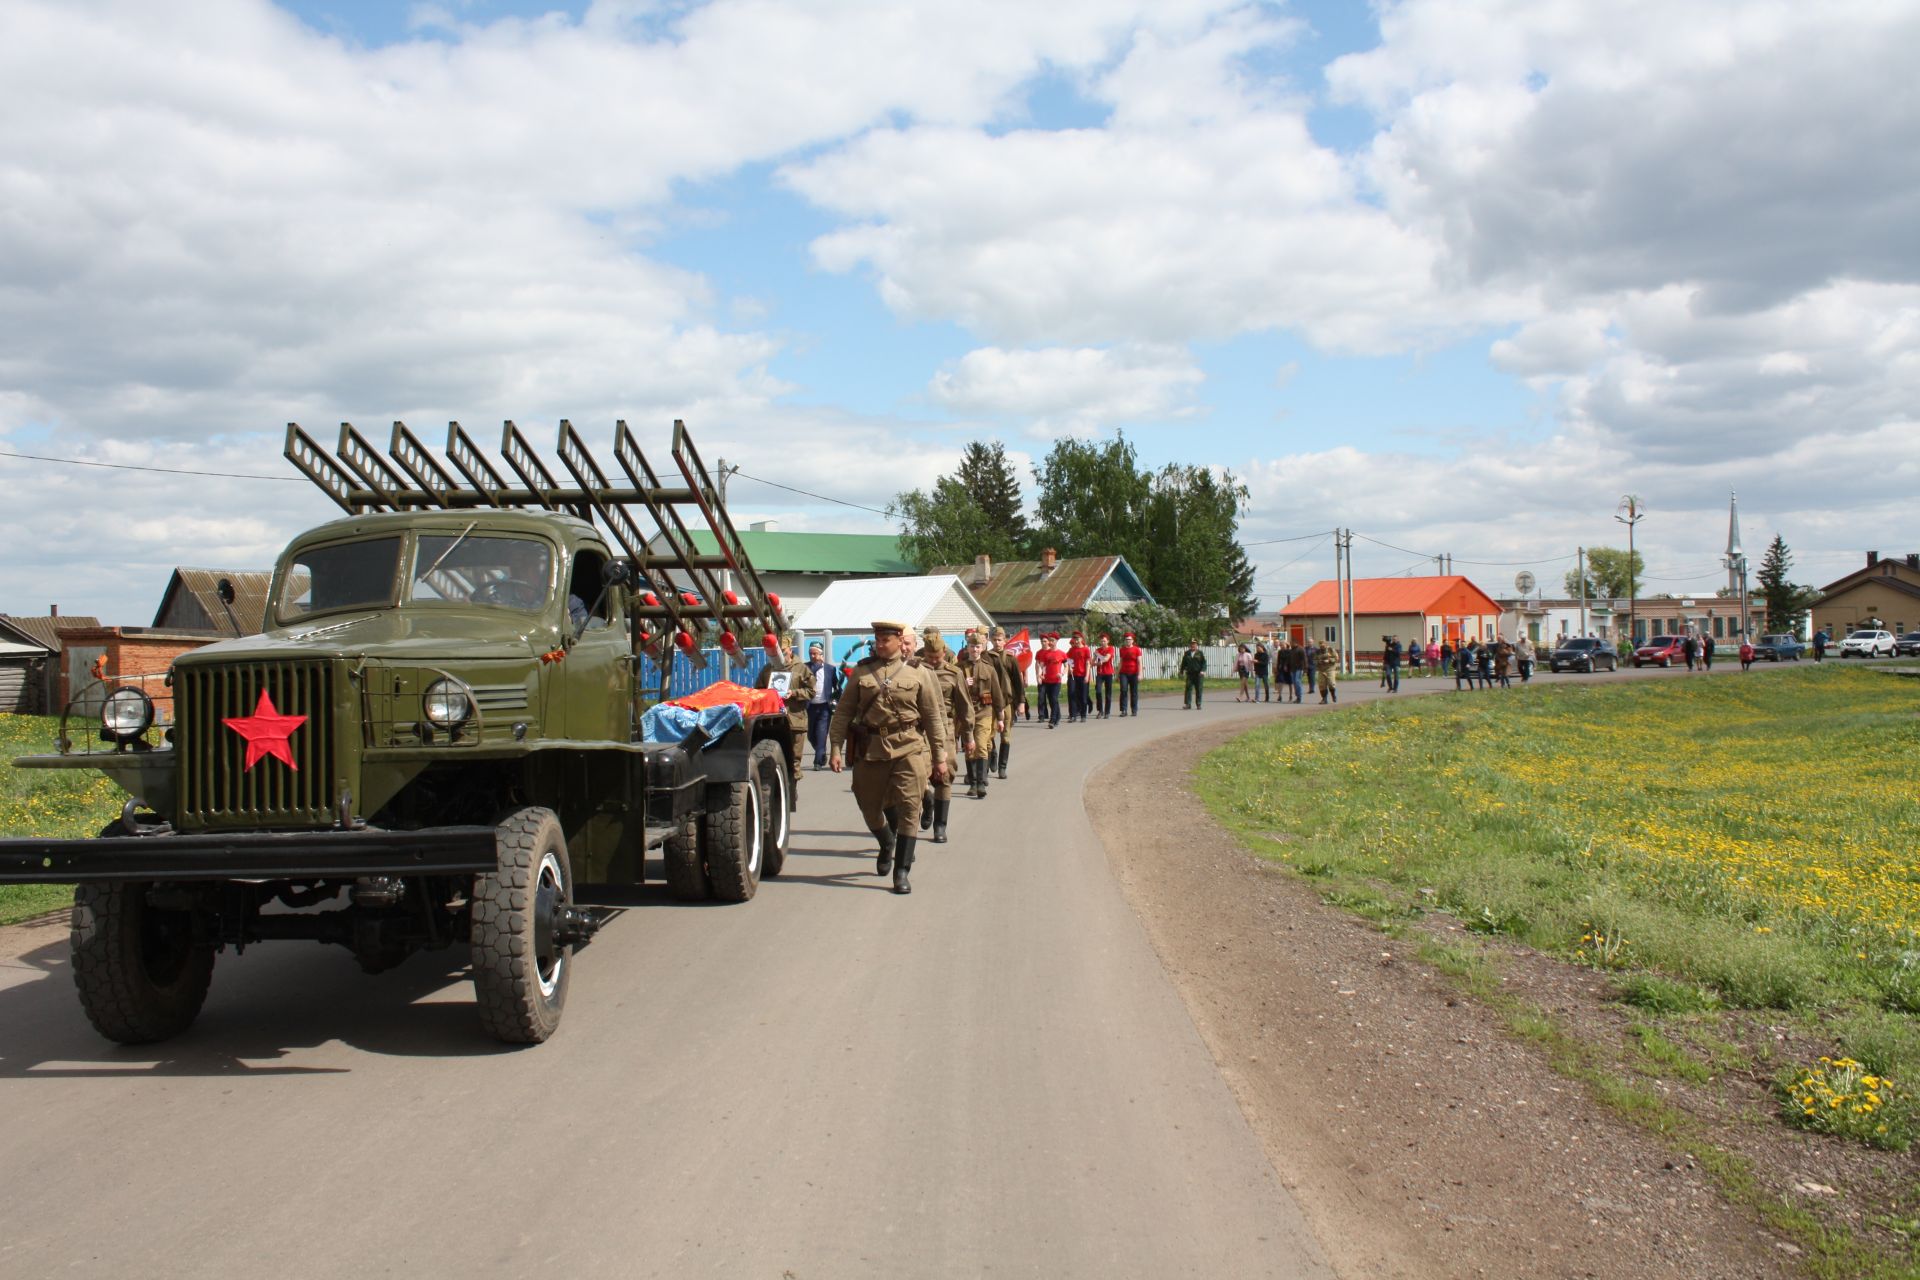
[1278,576,1504,653]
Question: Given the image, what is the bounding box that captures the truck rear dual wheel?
[71,855,215,1044]
[704,739,792,901]
[471,806,571,1044]
[663,810,709,902]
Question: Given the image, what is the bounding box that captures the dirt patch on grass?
[1091,714,1804,1280]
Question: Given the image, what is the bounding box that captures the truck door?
[556,545,632,742]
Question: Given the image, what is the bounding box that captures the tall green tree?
[1032,435,1259,626]
[955,442,1029,551]
[1031,435,1153,565]
[1755,534,1820,636]
[1564,547,1645,599]
[893,477,1020,571]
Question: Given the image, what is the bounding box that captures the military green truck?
[0,419,799,1045]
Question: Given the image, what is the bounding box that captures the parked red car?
[1633,635,1688,667]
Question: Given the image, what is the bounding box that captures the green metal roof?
[678,530,916,575]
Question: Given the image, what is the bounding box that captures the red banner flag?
[1006,627,1033,671]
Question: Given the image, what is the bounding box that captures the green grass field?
[1198,665,1920,1271]
[1196,666,1920,1121]
[0,714,122,923]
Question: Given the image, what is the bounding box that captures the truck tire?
[662,809,710,901]
[704,769,764,903]
[71,864,214,1045]
[471,806,571,1044]
[753,739,792,879]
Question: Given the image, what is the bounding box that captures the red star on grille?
[223,690,308,772]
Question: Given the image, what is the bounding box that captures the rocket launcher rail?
[284,419,791,674]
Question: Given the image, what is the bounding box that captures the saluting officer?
[913,628,970,843]
[829,620,952,894]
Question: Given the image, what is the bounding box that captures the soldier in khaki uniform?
[912,628,970,843]
[829,620,952,894]
[752,633,814,792]
[954,634,1002,800]
[987,626,1021,778]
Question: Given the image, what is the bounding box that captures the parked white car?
[1840,629,1897,658]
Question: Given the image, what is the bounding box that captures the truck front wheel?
[71,873,214,1045]
[471,806,571,1044]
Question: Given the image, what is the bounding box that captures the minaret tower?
[1724,491,1744,597]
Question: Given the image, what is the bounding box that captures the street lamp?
[1615,495,1645,644]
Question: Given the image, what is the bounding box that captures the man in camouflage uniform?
[912,628,970,843]
[987,626,1020,779]
[753,632,814,794]
[955,633,1002,800]
[830,620,952,894]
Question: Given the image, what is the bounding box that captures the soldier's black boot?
[893,834,916,894]
[997,741,1009,780]
[979,756,989,792]
[920,789,935,830]
[877,806,900,875]
[932,799,950,843]
[970,759,986,799]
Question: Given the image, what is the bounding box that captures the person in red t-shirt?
[1033,634,1067,728]
[1117,632,1143,717]
[1093,633,1117,718]
[1066,630,1092,722]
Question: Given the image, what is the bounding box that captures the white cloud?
[929,345,1202,436]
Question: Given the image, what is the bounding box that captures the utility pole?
[1615,496,1645,646]
[1577,546,1588,637]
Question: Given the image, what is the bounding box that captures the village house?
[931,549,1155,639]
[1279,576,1503,656]
[651,522,916,623]
[1810,551,1920,638]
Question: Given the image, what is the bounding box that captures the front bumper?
[0,827,499,885]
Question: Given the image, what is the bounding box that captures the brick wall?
[57,628,217,724]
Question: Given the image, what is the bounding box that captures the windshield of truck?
[279,537,402,619]
[411,534,553,612]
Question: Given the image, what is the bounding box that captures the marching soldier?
[987,626,1020,779]
[955,634,1002,800]
[829,620,952,894]
[752,632,815,793]
[913,628,969,843]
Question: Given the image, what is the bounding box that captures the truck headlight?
[101,688,154,741]
[423,678,473,728]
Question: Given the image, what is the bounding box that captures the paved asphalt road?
[0,661,1754,1278]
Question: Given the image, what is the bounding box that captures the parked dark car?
[1549,637,1617,673]
[1633,635,1688,667]
[1750,633,1805,662]
[1895,632,1920,657]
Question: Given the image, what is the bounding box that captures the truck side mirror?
[603,558,635,588]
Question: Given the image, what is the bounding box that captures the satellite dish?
[1515,571,1536,595]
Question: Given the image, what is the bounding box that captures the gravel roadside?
[1089,701,1798,1280]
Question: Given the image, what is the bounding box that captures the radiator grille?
[177,661,337,828]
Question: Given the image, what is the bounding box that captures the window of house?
[1324,626,1338,642]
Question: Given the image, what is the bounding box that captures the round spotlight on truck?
[423,678,473,728]
[101,687,154,741]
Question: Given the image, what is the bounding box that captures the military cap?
[989,626,1006,638]
[870,619,908,635]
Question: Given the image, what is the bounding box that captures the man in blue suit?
[805,640,841,768]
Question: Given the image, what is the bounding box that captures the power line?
[727,468,895,518]
[1242,531,1332,547]
[0,447,303,482]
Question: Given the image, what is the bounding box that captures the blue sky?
[1,0,1913,619]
